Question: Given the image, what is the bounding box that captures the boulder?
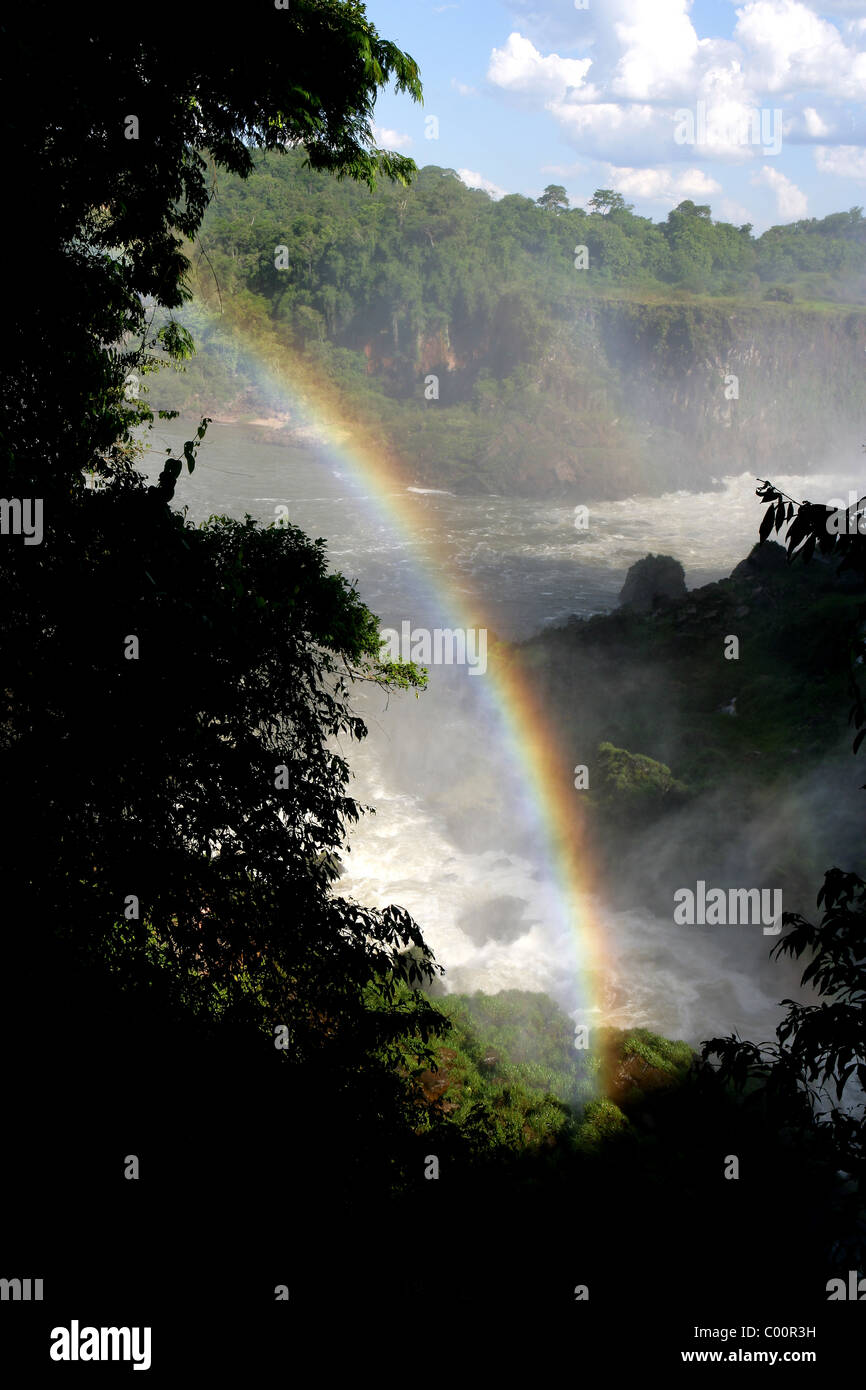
[618,553,687,612]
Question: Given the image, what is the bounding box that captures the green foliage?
[1,0,423,494]
[697,480,866,1269]
[0,0,443,1212]
[590,742,689,822]
[588,189,634,216]
[537,184,569,213]
[7,473,436,1057]
[145,149,866,495]
[522,544,864,794]
[408,990,600,1152]
[574,1097,630,1150]
[616,1028,694,1074]
[397,992,701,1165]
[757,476,866,754]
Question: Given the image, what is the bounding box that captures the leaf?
[759,504,776,543]
[785,518,805,553]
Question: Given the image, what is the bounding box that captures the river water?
[136,421,865,1044]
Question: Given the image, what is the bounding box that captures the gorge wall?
[159,294,866,501]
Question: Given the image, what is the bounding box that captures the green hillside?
[148,150,866,495]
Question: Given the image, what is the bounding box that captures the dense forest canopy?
[149,152,866,496]
[188,152,866,351]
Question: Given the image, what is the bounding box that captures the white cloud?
[488,24,770,166]
[803,106,831,137]
[487,32,594,101]
[611,0,701,100]
[546,100,660,164]
[734,0,866,97]
[486,4,866,183]
[680,63,780,161]
[458,169,508,199]
[751,165,808,217]
[603,164,721,202]
[372,124,413,150]
[451,78,478,96]
[814,144,866,178]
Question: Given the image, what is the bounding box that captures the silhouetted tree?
[0,0,442,1229]
[702,477,866,1270]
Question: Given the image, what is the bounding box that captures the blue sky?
[365,0,866,230]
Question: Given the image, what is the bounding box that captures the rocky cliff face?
[157,293,866,499]
[591,300,866,483]
[359,297,866,495]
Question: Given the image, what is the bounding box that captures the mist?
[137,426,866,1053]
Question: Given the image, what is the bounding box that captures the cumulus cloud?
[545,100,660,164]
[372,124,413,150]
[803,106,832,137]
[487,31,594,101]
[679,63,782,161]
[751,165,809,217]
[487,0,866,173]
[610,0,702,100]
[451,78,478,97]
[603,165,721,202]
[734,0,849,91]
[458,169,508,199]
[814,144,866,178]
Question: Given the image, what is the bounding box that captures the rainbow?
[159,301,612,1033]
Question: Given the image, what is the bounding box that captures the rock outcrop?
[618,553,687,611]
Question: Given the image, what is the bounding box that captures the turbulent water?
[137,421,865,1045]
